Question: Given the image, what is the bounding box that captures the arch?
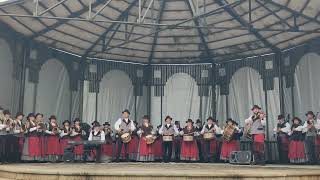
[293,52,320,118]
[163,73,200,123]
[228,67,265,126]
[164,71,199,86]
[35,59,71,124]
[0,38,14,111]
[97,70,135,127]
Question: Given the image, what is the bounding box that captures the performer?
[302,111,320,164]
[45,115,61,162]
[220,118,242,161]
[13,112,25,162]
[174,121,183,162]
[87,122,105,162]
[195,119,204,162]
[71,118,85,161]
[201,117,222,163]
[274,115,290,164]
[24,113,42,161]
[114,109,135,162]
[129,120,139,161]
[137,115,156,162]
[101,122,113,162]
[59,120,72,158]
[180,119,199,161]
[2,110,17,163]
[245,105,266,165]
[35,113,46,161]
[159,116,178,163]
[153,125,163,161]
[287,117,306,164]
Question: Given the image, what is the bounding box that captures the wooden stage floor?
[0,163,320,180]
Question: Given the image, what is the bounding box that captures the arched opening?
[163,73,200,126]
[97,70,134,127]
[0,38,14,111]
[36,59,71,124]
[294,52,320,117]
[228,67,265,126]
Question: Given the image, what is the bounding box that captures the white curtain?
[82,80,96,124]
[35,59,71,124]
[135,86,148,124]
[0,38,14,112]
[294,53,320,118]
[163,73,200,126]
[216,85,227,126]
[228,67,265,127]
[201,87,213,122]
[266,77,281,140]
[23,68,36,114]
[96,70,135,127]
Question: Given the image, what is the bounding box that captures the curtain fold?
[35,59,71,124]
[293,53,320,118]
[162,73,200,124]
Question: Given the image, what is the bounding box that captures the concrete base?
[0,163,319,180]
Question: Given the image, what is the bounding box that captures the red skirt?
[60,138,70,155]
[181,141,199,161]
[46,135,60,155]
[102,143,113,156]
[28,136,41,157]
[220,140,240,160]
[72,136,84,155]
[288,140,306,160]
[138,138,154,156]
[18,137,24,153]
[153,138,162,159]
[129,136,139,159]
[253,134,265,153]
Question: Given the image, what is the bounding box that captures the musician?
[35,113,46,161]
[220,118,242,161]
[159,116,179,163]
[114,109,135,162]
[201,117,222,163]
[23,113,42,161]
[153,125,163,161]
[2,110,17,163]
[45,115,60,162]
[101,122,113,162]
[87,122,105,162]
[274,115,290,164]
[302,111,320,164]
[129,120,139,161]
[59,120,72,157]
[180,119,199,161]
[288,117,306,164]
[13,112,25,162]
[174,121,183,162]
[71,118,85,161]
[245,105,266,165]
[195,119,204,162]
[0,107,5,163]
[137,115,155,162]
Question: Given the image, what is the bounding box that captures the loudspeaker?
[229,151,251,164]
[63,147,74,163]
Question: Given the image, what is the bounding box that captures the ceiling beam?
[148,0,166,64]
[214,0,280,52]
[30,0,109,39]
[186,0,212,57]
[82,0,138,58]
[266,0,320,25]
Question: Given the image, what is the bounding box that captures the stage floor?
[0,163,320,180]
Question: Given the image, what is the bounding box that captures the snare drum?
[203,132,214,140]
[121,133,131,143]
[183,135,194,142]
[162,135,173,142]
